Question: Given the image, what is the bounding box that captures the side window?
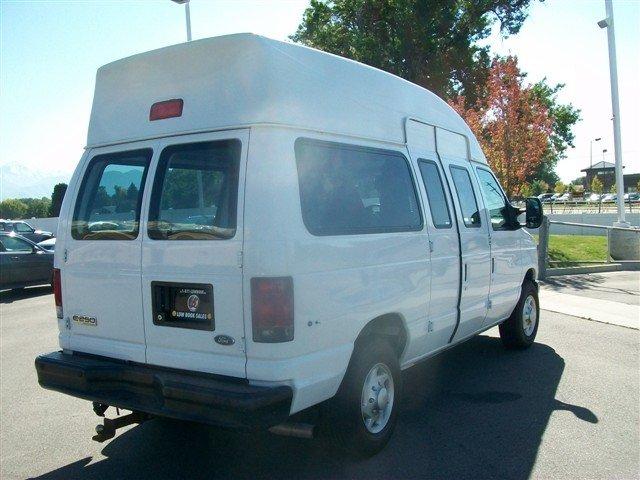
[295,139,422,236]
[148,140,241,240]
[1,236,33,252]
[449,166,481,228]
[72,149,151,240]
[476,168,509,230]
[16,222,34,233]
[418,160,452,229]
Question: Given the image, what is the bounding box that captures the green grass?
[542,234,608,266]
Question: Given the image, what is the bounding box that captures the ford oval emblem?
[214,335,235,346]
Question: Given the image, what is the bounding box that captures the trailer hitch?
[92,411,150,442]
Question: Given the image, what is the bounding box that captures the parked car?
[0,220,54,243]
[35,34,543,457]
[549,193,561,202]
[538,193,554,203]
[37,237,56,252]
[624,192,639,202]
[587,193,602,203]
[0,232,53,290]
[557,193,572,202]
[601,193,617,203]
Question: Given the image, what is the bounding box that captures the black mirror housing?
[523,197,543,229]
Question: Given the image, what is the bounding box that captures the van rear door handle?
[10,256,20,261]
[464,263,468,282]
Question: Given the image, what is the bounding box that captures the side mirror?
[522,197,543,229]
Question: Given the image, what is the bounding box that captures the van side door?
[474,167,523,324]
[405,121,460,354]
[436,128,491,341]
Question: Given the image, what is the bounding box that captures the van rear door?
[64,142,154,362]
[141,130,248,379]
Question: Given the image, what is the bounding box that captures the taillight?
[251,277,294,343]
[149,99,183,121]
[53,268,63,319]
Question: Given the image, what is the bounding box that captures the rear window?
[295,139,422,236]
[147,140,241,240]
[450,166,481,228]
[72,149,151,240]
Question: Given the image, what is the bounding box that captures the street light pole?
[185,1,192,42]
[590,137,601,169]
[598,0,628,226]
[171,0,192,42]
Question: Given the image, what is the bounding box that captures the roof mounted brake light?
[150,99,183,121]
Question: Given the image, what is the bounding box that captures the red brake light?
[251,277,294,343]
[149,99,183,121]
[53,268,63,319]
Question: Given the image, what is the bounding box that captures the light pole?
[598,0,628,226]
[171,0,192,42]
[590,137,601,169]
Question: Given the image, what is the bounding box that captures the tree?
[49,183,67,217]
[0,199,28,219]
[609,183,617,195]
[531,179,549,195]
[450,56,552,196]
[591,176,603,194]
[519,183,533,198]
[291,0,538,104]
[529,81,581,186]
[21,197,51,217]
[554,181,566,194]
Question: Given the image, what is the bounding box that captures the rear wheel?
[499,280,539,349]
[322,338,401,457]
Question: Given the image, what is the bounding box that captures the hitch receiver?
[92,411,150,442]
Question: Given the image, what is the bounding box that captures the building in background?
[581,161,640,192]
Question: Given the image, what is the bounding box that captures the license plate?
[152,282,214,331]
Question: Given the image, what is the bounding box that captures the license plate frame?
[151,281,214,331]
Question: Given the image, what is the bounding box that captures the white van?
[35,34,543,456]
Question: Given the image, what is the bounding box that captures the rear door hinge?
[63,248,68,263]
[428,240,434,253]
[237,250,243,268]
[487,299,492,309]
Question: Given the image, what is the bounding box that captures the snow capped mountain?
[0,163,71,200]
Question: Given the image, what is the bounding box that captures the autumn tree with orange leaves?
[450,56,553,197]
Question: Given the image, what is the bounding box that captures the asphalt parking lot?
[1,287,638,480]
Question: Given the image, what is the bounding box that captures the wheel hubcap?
[361,363,394,434]
[522,295,537,336]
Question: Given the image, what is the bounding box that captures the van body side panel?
[243,127,431,413]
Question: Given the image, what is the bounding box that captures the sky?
[1,0,639,200]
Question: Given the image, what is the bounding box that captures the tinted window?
[1,236,33,252]
[476,168,509,230]
[16,222,34,233]
[418,160,452,229]
[148,140,241,240]
[72,149,151,240]
[295,139,422,236]
[450,166,481,228]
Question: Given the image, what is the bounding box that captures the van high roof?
[88,33,487,164]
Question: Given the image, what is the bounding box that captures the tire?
[322,338,401,458]
[499,280,539,349]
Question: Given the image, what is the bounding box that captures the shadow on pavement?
[32,336,596,480]
[0,285,52,304]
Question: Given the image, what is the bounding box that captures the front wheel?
[499,280,539,349]
[322,338,401,457]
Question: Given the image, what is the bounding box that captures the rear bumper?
[35,351,292,429]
